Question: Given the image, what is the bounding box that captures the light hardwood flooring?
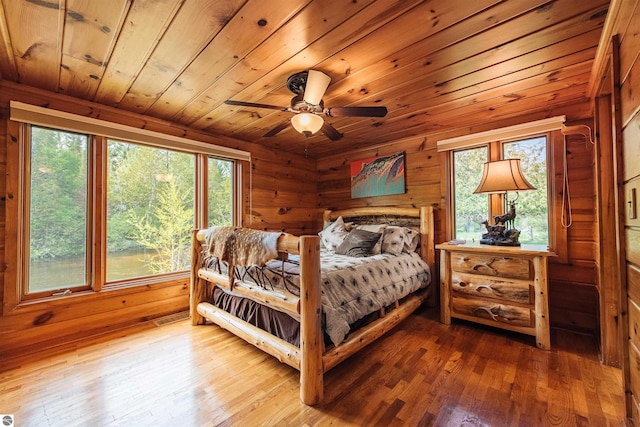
[0,306,627,426]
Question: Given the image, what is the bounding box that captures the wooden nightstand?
[436,242,554,350]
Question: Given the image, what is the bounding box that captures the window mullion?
[91,136,107,291]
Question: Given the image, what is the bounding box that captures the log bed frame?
[190,206,435,405]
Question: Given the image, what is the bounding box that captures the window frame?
[4,110,246,312]
[445,130,567,261]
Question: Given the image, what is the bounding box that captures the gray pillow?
[335,229,382,257]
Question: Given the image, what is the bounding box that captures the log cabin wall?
[606,0,640,421]
[0,81,317,359]
[317,104,600,335]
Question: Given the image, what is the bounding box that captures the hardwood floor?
[0,306,627,426]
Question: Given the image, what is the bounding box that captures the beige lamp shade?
[291,112,324,137]
[473,159,536,194]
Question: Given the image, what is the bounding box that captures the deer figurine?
[493,201,516,229]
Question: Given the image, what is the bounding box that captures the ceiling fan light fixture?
[291,113,324,137]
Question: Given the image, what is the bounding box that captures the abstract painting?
[350,151,405,199]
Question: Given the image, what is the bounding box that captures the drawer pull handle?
[471,259,498,275]
[475,284,495,294]
[472,305,501,321]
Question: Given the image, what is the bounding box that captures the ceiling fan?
[224,70,388,141]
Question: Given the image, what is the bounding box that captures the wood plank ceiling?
[0,0,609,158]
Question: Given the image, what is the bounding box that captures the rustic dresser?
[436,242,554,350]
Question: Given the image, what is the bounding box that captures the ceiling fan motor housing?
[290,94,324,114]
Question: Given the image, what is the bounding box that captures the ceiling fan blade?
[325,106,388,117]
[321,122,343,141]
[263,120,291,137]
[303,70,331,105]
[225,99,287,111]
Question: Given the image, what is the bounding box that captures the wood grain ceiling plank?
[146,0,311,120]
[3,0,64,92]
[330,55,596,142]
[117,0,247,114]
[59,0,131,99]
[322,0,608,112]
[380,31,602,121]
[219,0,607,148]
[93,0,185,106]
[299,8,605,146]
[211,0,502,136]
[173,0,378,126]
[0,1,18,81]
[188,0,425,131]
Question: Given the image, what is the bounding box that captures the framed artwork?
[350,151,405,199]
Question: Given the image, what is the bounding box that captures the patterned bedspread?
[202,250,431,347]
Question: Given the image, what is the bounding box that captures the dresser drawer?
[451,273,532,305]
[450,252,531,280]
[451,296,533,328]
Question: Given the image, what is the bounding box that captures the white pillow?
[319,216,349,251]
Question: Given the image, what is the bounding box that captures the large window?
[452,135,549,245]
[19,125,238,299]
[106,141,195,281]
[28,127,89,293]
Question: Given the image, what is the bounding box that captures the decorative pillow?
[335,229,382,257]
[382,226,421,254]
[403,227,420,252]
[319,216,349,251]
[381,226,406,255]
[354,224,387,254]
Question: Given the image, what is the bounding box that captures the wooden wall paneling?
[549,281,598,333]
[622,114,640,182]
[628,229,640,267]
[616,2,640,420]
[618,1,640,85]
[630,264,640,305]
[626,178,640,227]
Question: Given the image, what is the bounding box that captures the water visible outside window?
[28,127,89,292]
[106,141,195,281]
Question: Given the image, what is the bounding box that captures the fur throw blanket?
[204,226,282,285]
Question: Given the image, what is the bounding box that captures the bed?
[190,206,435,405]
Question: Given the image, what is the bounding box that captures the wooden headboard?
[322,206,436,274]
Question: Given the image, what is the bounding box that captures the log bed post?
[190,229,206,325]
[299,235,323,405]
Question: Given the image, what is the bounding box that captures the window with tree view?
[23,125,237,296]
[106,141,195,281]
[452,135,549,245]
[28,126,89,293]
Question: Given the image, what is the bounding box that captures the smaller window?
[502,136,549,245]
[207,156,234,227]
[452,147,488,240]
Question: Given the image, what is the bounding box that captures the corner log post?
[191,229,206,325]
[299,235,323,405]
